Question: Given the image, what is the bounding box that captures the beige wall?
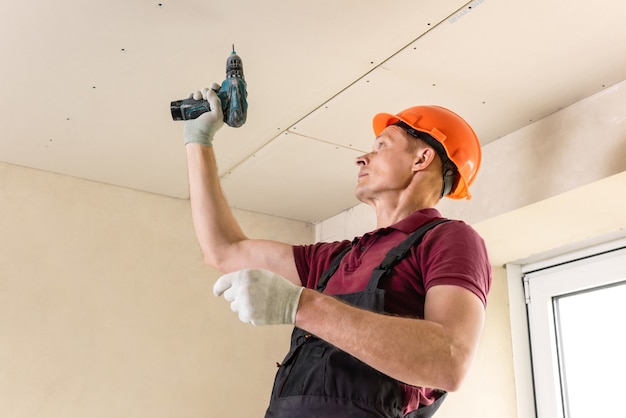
[0,162,313,417]
[0,160,516,418]
[0,159,518,418]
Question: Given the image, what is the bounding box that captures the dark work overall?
[265,219,450,418]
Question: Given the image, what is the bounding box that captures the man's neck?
[369,193,437,228]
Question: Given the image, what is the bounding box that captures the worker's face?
[354,125,419,202]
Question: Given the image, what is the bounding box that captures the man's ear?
[412,148,436,172]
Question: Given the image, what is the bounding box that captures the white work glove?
[213,269,304,326]
[183,83,224,147]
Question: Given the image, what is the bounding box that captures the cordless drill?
[170,46,248,128]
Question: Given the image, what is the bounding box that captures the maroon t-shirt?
[292,208,492,412]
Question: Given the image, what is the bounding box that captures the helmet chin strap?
[441,160,457,197]
[393,121,458,197]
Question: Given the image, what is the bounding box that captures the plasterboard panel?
[212,0,472,174]
[220,132,361,223]
[291,0,626,152]
[288,2,502,152]
[0,0,469,202]
[288,69,470,155]
[386,0,626,138]
[2,0,626,224]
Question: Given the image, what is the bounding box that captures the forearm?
[186,143,247,269]
[294,289,469,391]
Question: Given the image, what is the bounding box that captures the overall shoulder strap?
[380,218,450,270]
[366,218,450,290]
[316,246,351,291]
[316,218,450,292]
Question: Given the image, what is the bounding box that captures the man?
[183,86,491,417]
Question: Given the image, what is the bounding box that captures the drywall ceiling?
[2,0,625,223]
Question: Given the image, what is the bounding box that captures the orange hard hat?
[372,105,482,200]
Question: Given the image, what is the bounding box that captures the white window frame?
[506,237,626,418]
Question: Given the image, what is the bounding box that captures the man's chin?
[354,187,371,204]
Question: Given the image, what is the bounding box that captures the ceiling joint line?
[222,0,478,175]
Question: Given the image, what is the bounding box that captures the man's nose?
[355,154,368,166]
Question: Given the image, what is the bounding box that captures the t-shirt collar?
[385,208,443,234]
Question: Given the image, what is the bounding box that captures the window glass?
[555,282,626,418]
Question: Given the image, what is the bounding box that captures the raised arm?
[184,87,299,283]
